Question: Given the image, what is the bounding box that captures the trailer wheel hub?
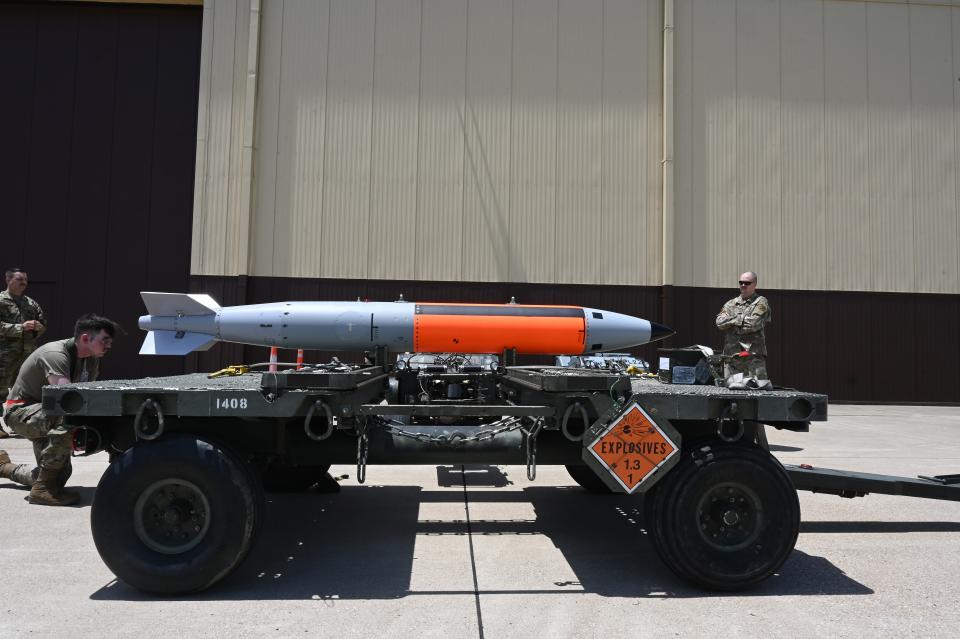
[696,482,763,552]
[722,510,740,526]
[134,479,211,555]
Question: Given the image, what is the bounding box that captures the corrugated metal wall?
[193,0,665,286]
[0,1,202,381]
[674,0,960,293]
[191,0,255,279]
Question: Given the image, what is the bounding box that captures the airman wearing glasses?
[715,271,771,380]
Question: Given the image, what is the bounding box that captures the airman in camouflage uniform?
[716,271,771,380]
[0,268,47,438]
[0,314,117,506]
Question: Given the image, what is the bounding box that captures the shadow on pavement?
[768,444,803,452]
[90,470,872,601]
[0,484,96,509]
[801,520,960,534]
[436,464,513,487]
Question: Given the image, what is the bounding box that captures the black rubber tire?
[647,442,800,590]
[565,464,615,493]
[90,435,262,595]
[261,463,332,493]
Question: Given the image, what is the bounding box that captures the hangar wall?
[191,0,665,286]
[673,0,960,294]
[193,0,960,294]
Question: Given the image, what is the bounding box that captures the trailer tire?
[565,464,614,493]
[91,435,262,595]
[647,442,799,590]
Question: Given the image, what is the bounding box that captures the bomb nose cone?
[648,321,674,343]
[138,314,152,331]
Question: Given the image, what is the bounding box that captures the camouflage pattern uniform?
[2,338,98,486]
[715,293,771,379]
[0,290,47,402]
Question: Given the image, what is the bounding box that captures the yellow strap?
[207,365,250,379]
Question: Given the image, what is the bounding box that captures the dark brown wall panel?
[777,291,829,395]
[0,4,37,265]
[825,294,873,401]
[870,294,915,402]
[913,295,960,403]
[0,2,201,381]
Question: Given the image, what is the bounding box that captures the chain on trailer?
[524,417,544,480]
[351,414,547,483]
[355,418,369,484]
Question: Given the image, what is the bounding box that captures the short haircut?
[744,271,758,283]
[5,268,25,281]
[74,313,120,339]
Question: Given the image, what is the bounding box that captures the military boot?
[0,450,37,488]
[27,468,80,507]
[0,449,13,478]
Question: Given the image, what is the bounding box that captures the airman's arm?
[0,303,24,338]
[716,302,738,330]
[740,299,771,333]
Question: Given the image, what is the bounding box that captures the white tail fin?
[140,292,220,316]
[140,330,217,356]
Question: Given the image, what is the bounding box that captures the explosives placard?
[587,402,678,493]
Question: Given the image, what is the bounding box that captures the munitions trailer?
[43,355,960,594]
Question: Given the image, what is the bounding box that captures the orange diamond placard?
[587,402,678,493]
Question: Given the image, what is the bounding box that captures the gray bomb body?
[137,292,673,356]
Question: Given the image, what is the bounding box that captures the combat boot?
[0,449,13,478]
[27,468,79,507]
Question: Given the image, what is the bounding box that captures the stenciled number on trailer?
[214,397,248,410]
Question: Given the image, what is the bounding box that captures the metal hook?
[133,398,165,441]
[304,400,335,441]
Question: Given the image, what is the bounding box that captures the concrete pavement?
[0,404,958,638]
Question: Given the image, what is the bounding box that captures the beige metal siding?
[321,1,376,279]
[196,0,663,285]
[417,0,468,280]
[912,4,959,292]
[509,0,559,284]
[254,0,331,278]
[369,0,422,280]
[674,0,960,294]
[956,7,960,289]
[192,0,253,276]
[781,0,826,291]
[675,0,740,287]
[868,3,915,292]
[195,0,960,293]
[602,0,663,286]
[461,0,513,282]
[824,0,872,292]
[737,0,782,287]
[556,0,603,285]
